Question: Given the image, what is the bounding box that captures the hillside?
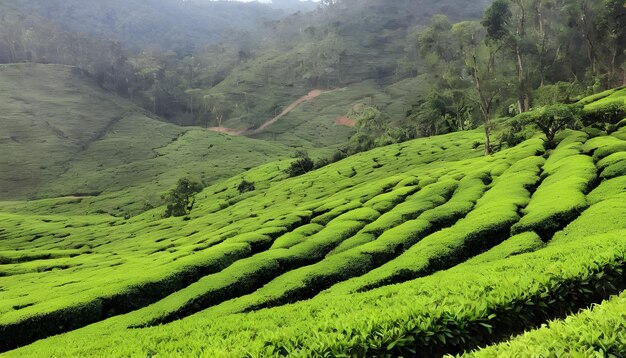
[1,88,625,355]
[0,0,493,140]
[200,0,493,133]
[0,63,291,216]
[0,0,315,52]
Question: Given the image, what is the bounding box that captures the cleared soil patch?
[335,117,356,128]
[205,127,246,136]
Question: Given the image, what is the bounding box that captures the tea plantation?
[1,91,625,356]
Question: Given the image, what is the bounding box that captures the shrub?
[465,232,544,265]
[508,104,582,145]
[582,102,626,126]
[314,150,348,170]
[586,176,626,205]
[163,178,203,218]
[237,180,255,194]
[511,147,596,239]
[598,152,626,179]
[498,129,525,149]
[533,104,583,143]
[532,82,585,106]
[285,151,314,177]
[271,224,325,249]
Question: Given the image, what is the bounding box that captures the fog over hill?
[0,0,316,51]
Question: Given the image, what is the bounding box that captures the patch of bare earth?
[335,117,356,128]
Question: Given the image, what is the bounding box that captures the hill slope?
[0,0,315,51]
[179,0,494,131]
[0,63,290,216]
[1,92,625,354]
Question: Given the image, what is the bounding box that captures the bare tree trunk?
[536,0,549,86]
[515,1,529,113]
[516,48,529,113]
[611,50,617,86]
[483,116,492,156]
[472,54,493,155]
[580,3,597,76]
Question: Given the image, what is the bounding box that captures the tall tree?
[452,21,512,155]
[595,0,626,86]
[483,0,533,113]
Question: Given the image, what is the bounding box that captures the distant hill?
[0,63,290,216]
[0,0,310,52]
[201,0,493,131]
[0,0,493,139]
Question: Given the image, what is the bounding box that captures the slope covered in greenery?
[1,87,625,354]
[199,0,492,133]
[0,0,495,138]
[0,63,289,216]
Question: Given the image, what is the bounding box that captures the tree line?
[409,0,625,154]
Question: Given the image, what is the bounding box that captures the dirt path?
[207,89,339,136]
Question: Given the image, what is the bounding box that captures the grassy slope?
[249,77,432,149]
[0,63,290,216]
[581,87,626,108]
[0,92,625,356]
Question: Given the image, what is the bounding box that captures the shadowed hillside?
[0,63,290,216]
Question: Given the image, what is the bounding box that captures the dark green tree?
[515,103,582,143]
[285,151,315,177]
[483,0,533,113]
[595,0,626,86]
[162,178,203,218]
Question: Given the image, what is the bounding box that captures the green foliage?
[0,64,291,216]
[514,104,583,143]
[584,135,626,161]
[533,82,586,106]
[465,232,545,265]
[237,180,255,194]
[162,178,203,218]
[408,90,476,137]
[597,151,626,178]
[285,151,315,177]
[467,292,626,357]
[0,123,625,356]
[582,102,626,126]
[271,223,324,249]
[345,105,411,153]
[497,127,527,149]
[587,176,626,205]
[482,0,511,41]
[512,135,596,238]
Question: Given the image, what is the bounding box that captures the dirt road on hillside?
[207,89,341,136]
